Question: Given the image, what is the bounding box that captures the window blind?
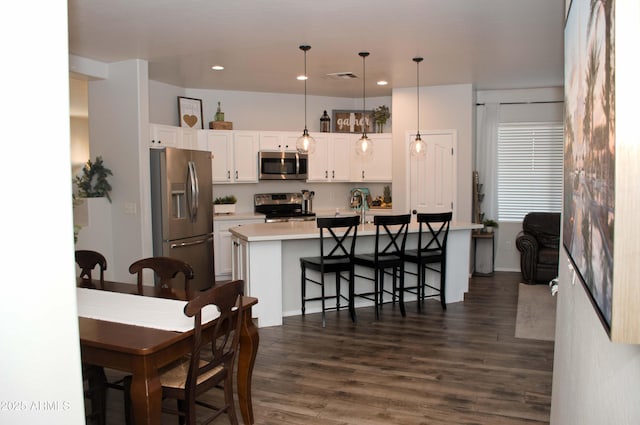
[497,122,564,221]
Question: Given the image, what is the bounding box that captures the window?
[497,122,563,221]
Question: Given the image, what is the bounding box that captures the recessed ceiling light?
[297,75,308,81]
[377,80,388,86]
[211,65,224,71]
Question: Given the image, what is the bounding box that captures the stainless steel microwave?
[259,151,308,180]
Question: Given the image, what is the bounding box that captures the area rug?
[515,283,557,341]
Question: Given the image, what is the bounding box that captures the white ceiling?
[68,0,564,98]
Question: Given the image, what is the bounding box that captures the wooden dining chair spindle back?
[124,279,244,425]
[128,256,195,299]
[75,250,107,289]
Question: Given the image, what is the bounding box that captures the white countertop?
[214,212,265,221]
[229,219,482,242]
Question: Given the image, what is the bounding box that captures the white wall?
[0,1,85,423]
[550,2,640,423]
[151,79,392,132]
[88,60,152,283]
[476,87,564,272]
[392,84,475,221]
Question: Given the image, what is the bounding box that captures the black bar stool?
[403,212,452,311]
[300,215,360,327]
[353,214,411,319]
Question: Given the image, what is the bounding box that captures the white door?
[409,130,457,216]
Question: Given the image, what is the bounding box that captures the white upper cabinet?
[149,124,179,148]
[208,130,259,184]
[208,131,234,182]
[350,133,392,182]
[307,133,351,182]
[149,124,208,151]
[259,131,299,151]
[233,131,260,182]
[181,128,209,151]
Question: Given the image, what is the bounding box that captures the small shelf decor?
[372,105,390,133]
[482,219,498,233]
[214,195,237,214]
[178,96,204,129]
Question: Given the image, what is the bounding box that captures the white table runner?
[77,288,220,332]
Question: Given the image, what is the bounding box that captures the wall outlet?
[124,202,137,215]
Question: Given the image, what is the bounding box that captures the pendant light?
[296,45,316,154]
[410,57,427,157]
[355,51,373,156]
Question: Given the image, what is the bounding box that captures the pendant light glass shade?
[355,52,373,157]
[409,57,427,157]
[296,45,316,154]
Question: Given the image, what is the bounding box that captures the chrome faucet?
[351,189,366,226]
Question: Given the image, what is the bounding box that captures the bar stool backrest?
[317,216,360,262]
[373,214,412,260]
[416,212,453,257]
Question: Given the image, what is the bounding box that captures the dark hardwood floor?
[103,271,554,424]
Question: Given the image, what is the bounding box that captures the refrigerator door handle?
[170,235,213,249]
[187,161,199,222]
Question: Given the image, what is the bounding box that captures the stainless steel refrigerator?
[150,147,214,291]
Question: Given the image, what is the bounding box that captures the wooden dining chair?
[353,214,411,319]
[128,256,195,299]
[403,212,452,312]
[75,249,109,424]
[82,363,107,425]
[300,215,360,327]
[75,249,107,289]
[124,280,244,425]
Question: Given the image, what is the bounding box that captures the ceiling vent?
[326,72,359,80]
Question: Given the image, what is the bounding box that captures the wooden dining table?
[77,280,259,425]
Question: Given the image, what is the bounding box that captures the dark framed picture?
[178,96,204,129]
[562,0,615,335]
[332,110,373,133]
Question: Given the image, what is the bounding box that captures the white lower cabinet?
[214,218,263,281]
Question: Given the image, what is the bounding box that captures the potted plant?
[483,218,499,233]
[214,195,237,214]
[372,105,390,133]
[74,156,113,202]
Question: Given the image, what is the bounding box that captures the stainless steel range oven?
[254,193,316,223]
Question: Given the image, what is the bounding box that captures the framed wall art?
[332,110,373,133]
[561,0,640,344]
[178,96,204,129]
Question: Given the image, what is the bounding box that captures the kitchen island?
[230,218,482,327]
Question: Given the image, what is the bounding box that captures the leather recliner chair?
[515,212,561,284]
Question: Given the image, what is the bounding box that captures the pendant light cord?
[359,52,370,136]
[414,57,423,137]
[300,45,311,133]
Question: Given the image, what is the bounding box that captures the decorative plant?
[214,195,237,204]
[372,105,391,124]
[383,185,392,204]
[74,156,113,202]
[483,219,499,228]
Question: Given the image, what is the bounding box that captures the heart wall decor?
[177,97,203,129]
[183,114,198,128]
